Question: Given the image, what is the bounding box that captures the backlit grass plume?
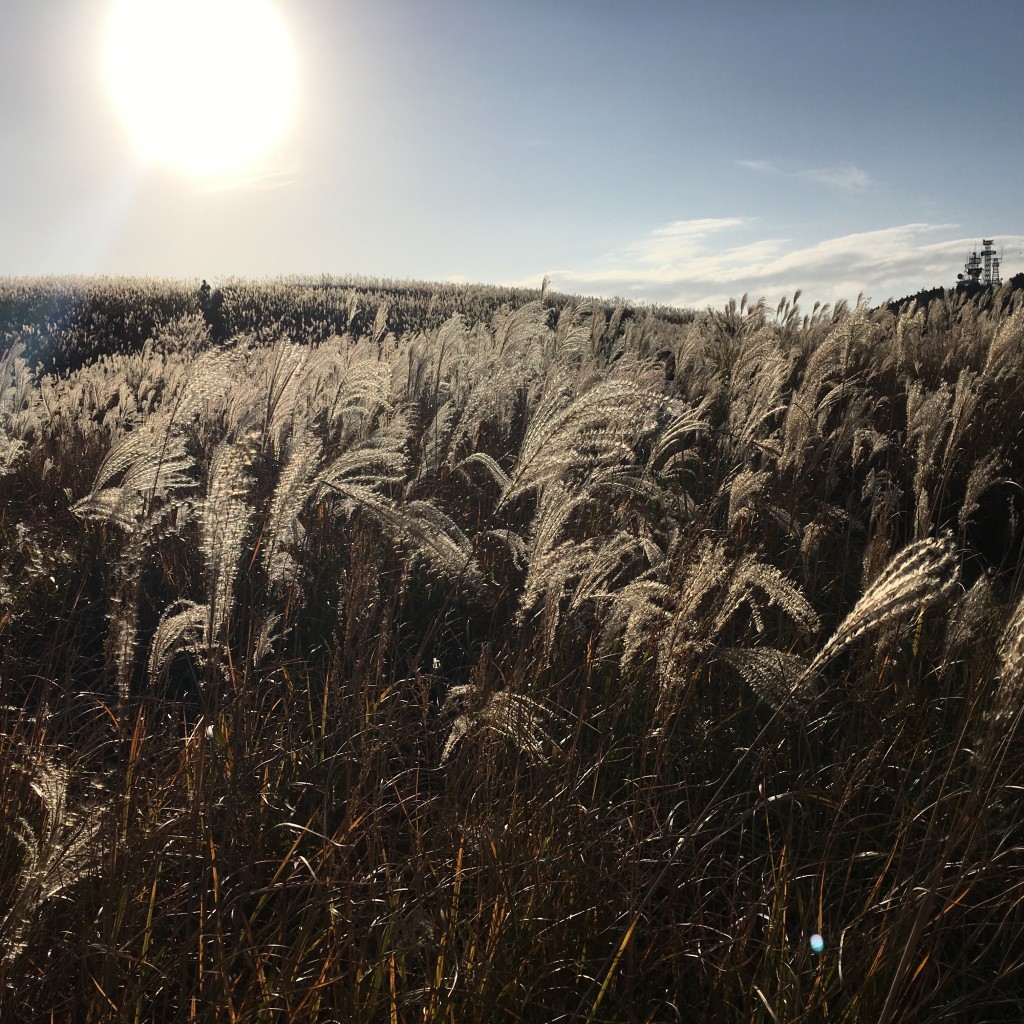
[807,536,957,678]
[201,438,254,641]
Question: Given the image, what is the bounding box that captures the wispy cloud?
[529,220,1024,310]
[737,159,871,191]
[623,218,745,265]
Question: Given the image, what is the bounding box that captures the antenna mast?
[958,239,1002,287]
[980,239,1001,286]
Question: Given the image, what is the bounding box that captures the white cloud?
[737,158,871,191]
[531,220,1024,310]
[623,218,745,265]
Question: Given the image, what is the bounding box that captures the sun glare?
[104,0,298,179]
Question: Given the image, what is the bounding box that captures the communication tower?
[958,239,1002,287]
[980,239,1001,286]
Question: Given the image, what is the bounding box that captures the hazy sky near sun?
[2,0,1023,311]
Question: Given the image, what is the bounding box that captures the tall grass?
[1,280,1023,1021]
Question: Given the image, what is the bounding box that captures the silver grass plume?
[581,463,674,511]
[255,337,310,457]
[724,328,791,454]
[981,593,1024,753]
[607,301,626,347]
[0,340,26,400]
[606,577,673,672]
[172,347,244,425]
[494,300,549,355]
[620,538,728,680]
[401,500,484,591]
[479,527,528,570]
[906,380,952,507]
[1,757,107,965]
[71,420,197,703]
[260,433,323,587]
[371,299,391,345]
[719,647,814,715]
[959,452,1006,536]
[72,417,195,531]
[441,684,558,764]
[318,479,401,523]
[107,532,144,704]
[646,399,709,477]
[518,483,582,620]
[500,375,661,508]
[566,531,653,617]
[807,536,957,678]
[555,301,598,360]
[780,310,869,474]
[417,399,459,482]
[944,573,996,663]
[893,303,926,370]
[852,425,890,468]
[455,450,511,492]
[522,538,596,654]
[253,610,285,668]
[518,472,672,652]
[983,305,1024,381]
[318,477,483,592]
[727,469,770,528]
[318,408,410,490]
[600,537,818,710]
[710,554,820,639]
[447,356,525,467]
[783,380,872,483]
[0,343,40,439]
[394,329,454,406]
[941,369,982,471]
[307,343,393,444]
[201,439,254,640]
[148,599,209,684]
[0,429,26,478]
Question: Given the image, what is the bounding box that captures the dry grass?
[1,278,1024,1022]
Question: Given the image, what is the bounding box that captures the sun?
[104,0,298,179]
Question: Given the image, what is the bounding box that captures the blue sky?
[2,0,1022,310]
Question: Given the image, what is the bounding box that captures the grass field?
[2,276,1023,1022]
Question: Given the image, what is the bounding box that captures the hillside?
[1,279,1023,1023]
